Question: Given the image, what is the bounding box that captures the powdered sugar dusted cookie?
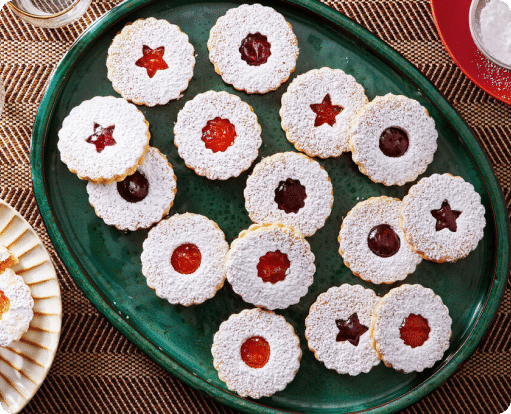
[208,4,299,94]
[400,174,486,263]
[371,284,452,373]
[212,308,301,398]
[244,152,333,237]
[0,246,18,273]
[349,94,438,186]
[141,213,228,306]
[174,91,262,180]
[86,147,177,231]
[227,223,315,310]
[107,18,195,106]
[305,284,380,375]
[0,269,34,347]
[280,68,368,158]
[58,96,150,184]
[339,197,422,284]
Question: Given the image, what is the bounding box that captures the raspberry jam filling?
[117,171,149,203]
[367,224,401,258]
[171,243,201,274]
[239,33,271,66]
[310,94,344,127]
[400,314,431,348]
[275,178,307,214]
[240,336,270,369]
[0,291,9,319]
[379,127,409,157]
[201,117,237,153]
[431,200,461,232]
[335,313,368,346]
[135,45,169,78]
[86,123,116,153]
[257,250,290,284]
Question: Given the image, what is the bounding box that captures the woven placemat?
[0,0,509,413]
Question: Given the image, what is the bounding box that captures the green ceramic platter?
[31,1,509,413]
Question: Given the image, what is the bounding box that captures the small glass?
[8,0,92,28]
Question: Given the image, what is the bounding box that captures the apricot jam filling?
[240,336,270,368]
[201,117,237,153]
[171,243,201,274]
[400,313,430,348]
[0,291,9,319]
[135,45,169,78]
[256,250,290,284]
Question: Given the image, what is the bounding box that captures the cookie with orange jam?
[227,223,315,310]
[0,246,18,273]
[371,284,452,373]
[212,308,301,398]
[141,213,228,306]
[174,91,262,180]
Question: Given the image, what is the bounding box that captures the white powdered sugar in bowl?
[480,0,511,66]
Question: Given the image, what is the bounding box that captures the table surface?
[0,0,510,413]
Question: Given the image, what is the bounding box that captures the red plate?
[431,0,511,105]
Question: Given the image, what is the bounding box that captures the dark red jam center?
[400,314,431,348]
[86,123,116,153]
[135,45,169,78]
[256,250,290,284]
[0,291,9,319]
[171,243,202,274]
[335,313,368,346]
[310,94,344,127]
[379,127,409,157]
[201,117,237,153]
[431,200,461,232]
[367,224,401,258]
[274,178,307,214]
[239,33,271,66]
[117,171,149,203]
[240,336,270,368]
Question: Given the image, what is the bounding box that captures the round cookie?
[86,147,177,231]
[212,308,301,398]
[280,67,368,158]
[141,213,229,306]
[371,284,452,373]
[58,96,150,184]
[400,173,486,263]
[305,284,380,375]
[349,94,438,186]
[107,18,195,106]
[174,91,262,180]
[339,197,422,284]
[208,4,299,94]
[0,269,34,347]
[244,152,334,237]
[227,223,315,310]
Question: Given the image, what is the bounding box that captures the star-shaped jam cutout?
[335,313,368,346]
[310,94,344,127]
[86,123,116,153]
[431,200,462,232]
[135,45,169,78]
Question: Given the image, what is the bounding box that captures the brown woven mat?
[0,0,509,413]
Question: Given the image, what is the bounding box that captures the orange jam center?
[400,314,431,348]
[310,94,344,127]
[201,117,237,153]
[171,243,201,274]
[240,336,270,369]
[0,291,9,319]
[135,45,169,78]
[256,250,290,284]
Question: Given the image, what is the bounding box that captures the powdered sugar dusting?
[212,308,301,398]
[0,246,17,274]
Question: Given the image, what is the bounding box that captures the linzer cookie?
[339,197,422,284]
[174,91,262,180]
[244,152,333,237]
[0,246,18,273]
[400,174,486,263]
[208,4,299,94]
[349,94,438,186]
[212,308,301,398]
[0,269,34,347]
[227,223,315,310]
[305,284,380,375]
[371,284,452,373]
[107,18,195,106]
[58,96,150,184]
[280,67,368,158]
[141,213,228,306]
[86,147,177,231]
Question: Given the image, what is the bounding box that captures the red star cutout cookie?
[310,94,344,127]
[431,200,462,232]
[135,45,169,78]
[86,123,116,153]
[336,313,368,346]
